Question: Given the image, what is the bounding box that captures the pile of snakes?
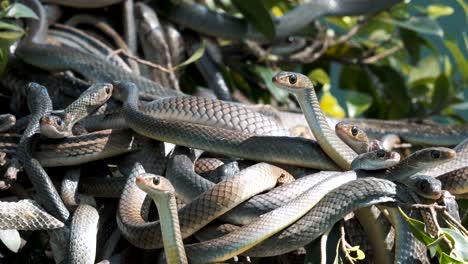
[0,0,466,263]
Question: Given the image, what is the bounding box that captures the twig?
[320,227,332,264]
[107,49,173,73]
[339,222,356,264]
[443,210,468,237]
[362,44,403,64]
[397,202,446,211]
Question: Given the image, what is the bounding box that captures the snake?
[166,147,329,225]
[16,83,70,223]
[135,174,188,264]
[0,199,64,230]
[0,129,139,167]
[117,162,287,249]
[351,149,400,170]
[136,2,180,91]
[335,117,468,147]
[437,166,468,199]
[40,83,113,138]
[271,71,432,263]
[16,0,182,101]
[68,203,99,264]
[337,123,447,199]
[272,71,357,170]
[116,81,339,170]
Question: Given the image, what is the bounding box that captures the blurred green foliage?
[191,0,467,123]
[0,0,37,73]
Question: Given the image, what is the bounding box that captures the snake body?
[272,71,357,169]
[68,203,99,264]
[118,81,339,169]
[243,178,402,256]
[117,162,286,249]
[136,174,188,264]
[0,200,64,230]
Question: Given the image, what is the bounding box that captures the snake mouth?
[135,175,145,184]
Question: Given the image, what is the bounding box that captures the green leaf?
[439,252,465,264]
[172,40,205,71]
[431,74,452,113]
[320,91,346,118]
[232,0,275,40]
[444,56,452,77]
[380,16,444,37]
[308,68,330,85]
[442,228,468,261]
[427,4,454,19]
[370,65,411,118]
[398,207,435,245]
[254,66,288,103]
[400,29,436,65]
[0,21,24,48]
[4,3,37,19]
[0,48,7,75]
[444,39,468,86]
[456,0,468,24]
[346,91,373,118]
[408,55,440,86]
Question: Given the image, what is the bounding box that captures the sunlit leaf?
[439,252,465,264]
[380,16,444,37]
[172,40,205,70]
[348,246,365,260]
[271,6,283,17]
[320,92,345,118]
[0,21,24,48]
[408,55,440,86]
[444,56,452,77]
[346,91,372,118]
[308,68,330,85]
[0,230,20,253]
[254,66,288,103]
[427,4,454,19]
[232,0,275,40]
[4,3,37,19]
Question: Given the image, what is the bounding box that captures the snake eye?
[56,118,62,126]
[376,149,386,158]
[288,74,297,84]
[430,150,441,159]
[152,177,160,185]
[419,180,429,193]
[105,86,111,94]
[351,126,358,136]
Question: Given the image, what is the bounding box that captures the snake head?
[410,175,442,200]
[135,173,175,201]
[40,113,73,138]
[335,122,369,153]
[78,83,113,111]
[411,147,456,166]
[271,71,314,92]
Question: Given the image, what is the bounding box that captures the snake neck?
[19,0,48,44]
[295,88,356,170]
[153,195,188,264]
